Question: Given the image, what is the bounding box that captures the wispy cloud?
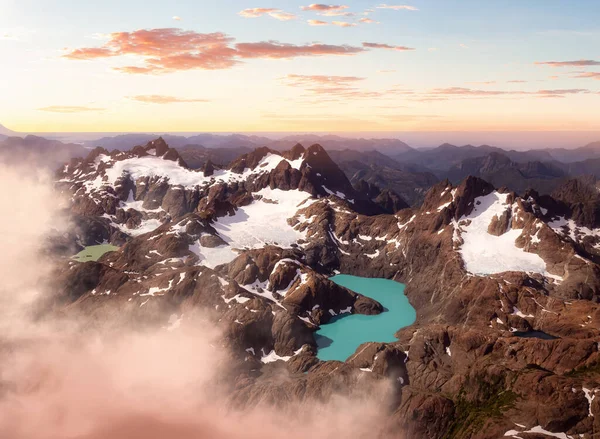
[239,8,297,20]
[415,86,591,101]
[301,4,349,11]
[307,19,329,26]
[318,10,354,16]
[235,41,364,58]
[280,74,416,102]
[172,16,181,21]
[571,71,600,80]
[535,60,600,67]
[376,4,418,11]
[129,95,210,104]
[63,28,365,74]
[359,18,379,24]
[239,8,279,17]
[268,11,298,20]
[507,80,527,83]
[38,106,105,113]
[363,42,415,51]
[459,43,469,49]
[332,21,356,27]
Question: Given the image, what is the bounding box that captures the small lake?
[73,244,119,262]
[315,275,416,362]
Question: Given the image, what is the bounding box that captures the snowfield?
[191,188,315,268]
[458,192,549,276]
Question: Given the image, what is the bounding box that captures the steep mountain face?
[0,135,88,169]
[551,177,600,229]
[47,138,600,439]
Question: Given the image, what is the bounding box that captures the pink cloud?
[535,60,600,67]
[238,8,279,17]
[362,42,415,51]
[63,47,117,60]
[301,4,349,11]
[269,11,298,20]
[571,71,600,80]
[280,74,412,101]
[239,8,297,20]
[284,74,365,86]
[332,21,357,27]
[418,86,590,100]
[235,42,364,59]
[376,4,418,11]
[359,18,379,24]
[63,28,365,73]
[318,10,355,16]
[307,19,329,26]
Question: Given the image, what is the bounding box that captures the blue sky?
[0,0,598,133]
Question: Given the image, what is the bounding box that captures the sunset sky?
[1,0,599,133]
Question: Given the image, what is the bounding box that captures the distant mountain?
[394,143,556,173]
[84,134,192,150]
[0,135,88,169]
[267,135,415,155]
[84,132,416,156]
[187,133,272,149]
[543,141,600,163]
[443,152,567,195]
[327,149,438,206]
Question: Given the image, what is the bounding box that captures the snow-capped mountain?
[51,138,599,439]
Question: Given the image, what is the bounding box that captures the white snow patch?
[458,192,549,276]
[260,346,304,364]
[365,249,380,259]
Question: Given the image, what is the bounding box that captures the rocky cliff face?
[48,139,600,439]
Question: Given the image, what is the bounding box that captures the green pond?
[73,244,119,262]
[315,275,416,362]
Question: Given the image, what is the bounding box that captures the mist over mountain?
[0,135,88,169]
[0,123,18,138]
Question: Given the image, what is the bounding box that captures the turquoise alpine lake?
[315,275,416,362]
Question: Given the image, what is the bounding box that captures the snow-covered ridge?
[85,151,305,192]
